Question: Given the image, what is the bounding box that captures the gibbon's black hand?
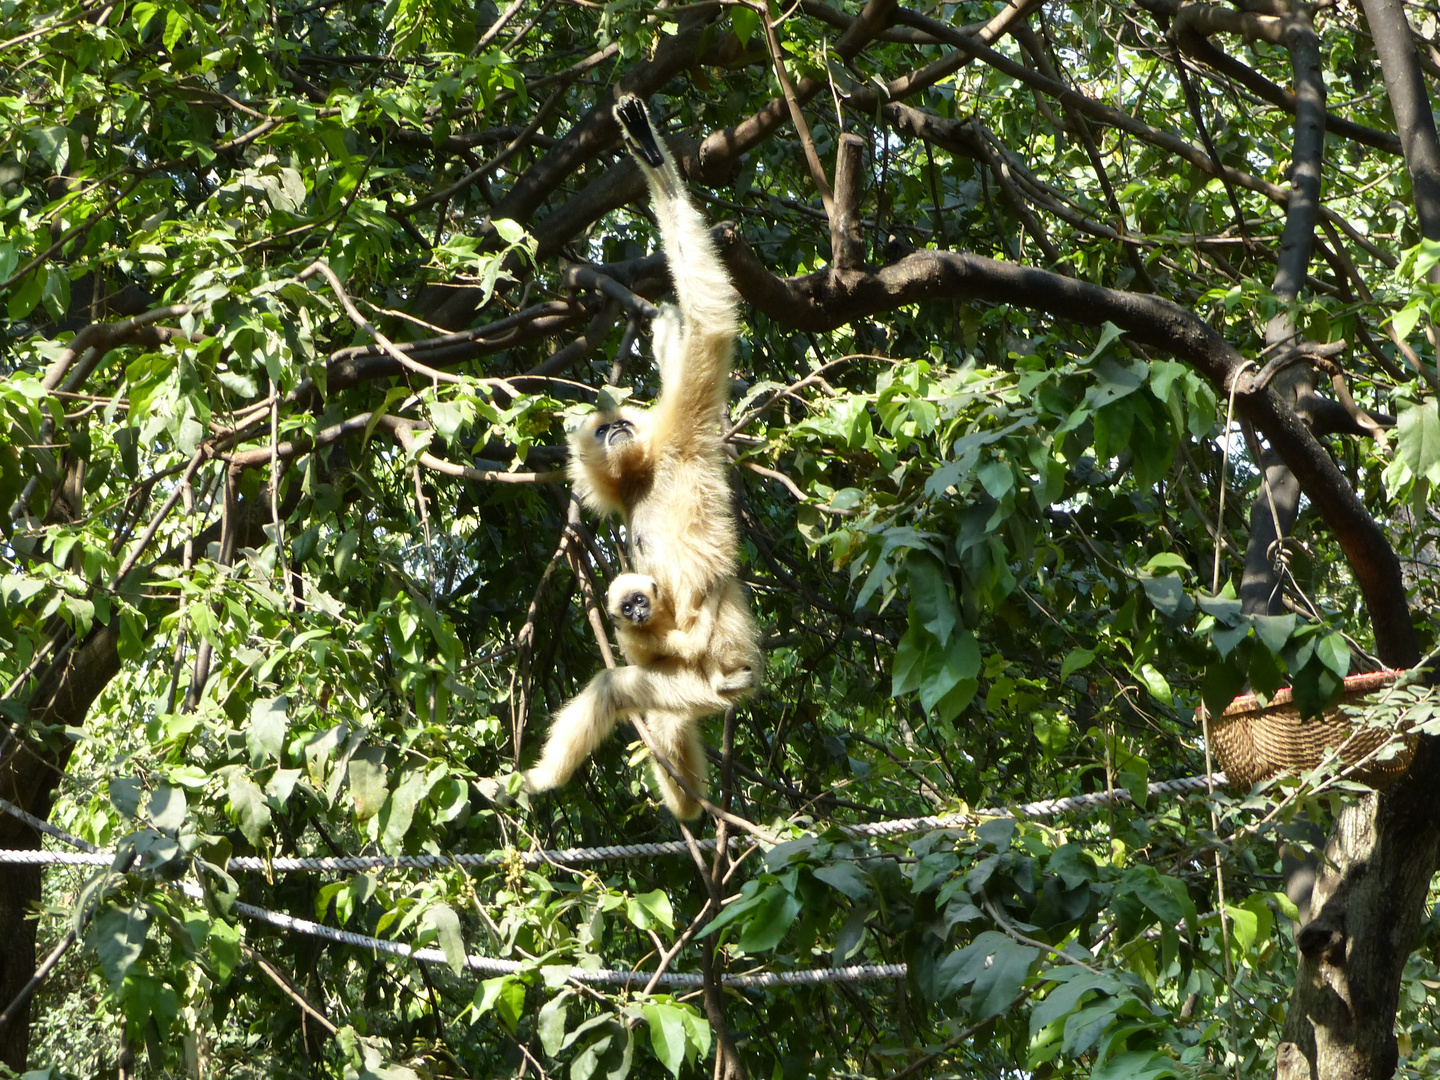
[615,94,666,168]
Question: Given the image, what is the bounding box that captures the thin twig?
[299,261,462,385]
[244,945,340,1036]
[752,0,834,217]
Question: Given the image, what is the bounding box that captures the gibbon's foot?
[614,94,665,168]
[715,664,757,700]
[608,572,658,627]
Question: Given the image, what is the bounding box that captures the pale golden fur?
[524,96,761,819]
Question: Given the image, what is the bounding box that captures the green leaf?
[1090,1050,1182,1080]
[625,889,675,931]
[642,1003,687,1078]
[731,5,759,43]
[1201,660,1247,726]
[1083,355,1146,409]
[538,992,571,1056]
[164,7,190,50]
[109,776,144,818]
[474,975,525,1033]
[334,529,361,578]
[1140,552,1190,576]
[976,460,1013,500]
[814,862,871,901]
[247,695,288,763]
[146,782,187,832]
[735,884,801,954]
[945,932,1037,1017]
[1029,969,1118,1034]
[41,267,70,321]
[1060,648,1096,680]
[1252,613,1296,655]
[92,905,151,988]
[895,620,980,718]
[425,903,466,974]
[206,917,242,983]
[228,771,272,846]
[430,399,469,439]
[8,271,44,320]
[1316,632,1350,679]
[891,620,928,696]
[1138,574,1192,620]
[29,126,71,172]
[1248,640,1284,699]
[906,553,955,644]
[492,218,528,245]
[379,768,433,851]
[1385,400,1440,500]
[348,748,389,820]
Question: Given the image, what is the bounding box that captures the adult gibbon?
[523,95,761,820]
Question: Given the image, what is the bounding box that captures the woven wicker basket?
[1204,670,1410,789]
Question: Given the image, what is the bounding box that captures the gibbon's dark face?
[594,418,635,448]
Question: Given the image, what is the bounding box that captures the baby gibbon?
[524,95,761,819]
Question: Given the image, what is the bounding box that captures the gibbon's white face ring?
[597,419,635,448]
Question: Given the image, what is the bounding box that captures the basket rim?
[1213,669,1403,719]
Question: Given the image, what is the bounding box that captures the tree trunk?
[0,623,122,1070]
[1273,3,1440,1075]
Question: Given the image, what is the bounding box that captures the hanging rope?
[0,774,1225,873]
[0,774,1228,995]
[164,880,906,989]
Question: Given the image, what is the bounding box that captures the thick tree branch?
[1163,8,1400,153]
[712,233,1418,665]
[1270,11,1326,306]
[1360,0,1440,244]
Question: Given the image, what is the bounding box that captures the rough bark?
[1360,0,1440,241]
[1273,3,1440,1075]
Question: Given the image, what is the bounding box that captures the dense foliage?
[3,0,1440,1077]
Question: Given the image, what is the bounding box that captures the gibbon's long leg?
[523,677,624,795]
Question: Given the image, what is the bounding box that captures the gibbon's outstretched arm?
[614,95,737,450]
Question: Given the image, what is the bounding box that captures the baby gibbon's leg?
[640,711,707,820]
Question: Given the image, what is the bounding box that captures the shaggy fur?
[524,96,761,819]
